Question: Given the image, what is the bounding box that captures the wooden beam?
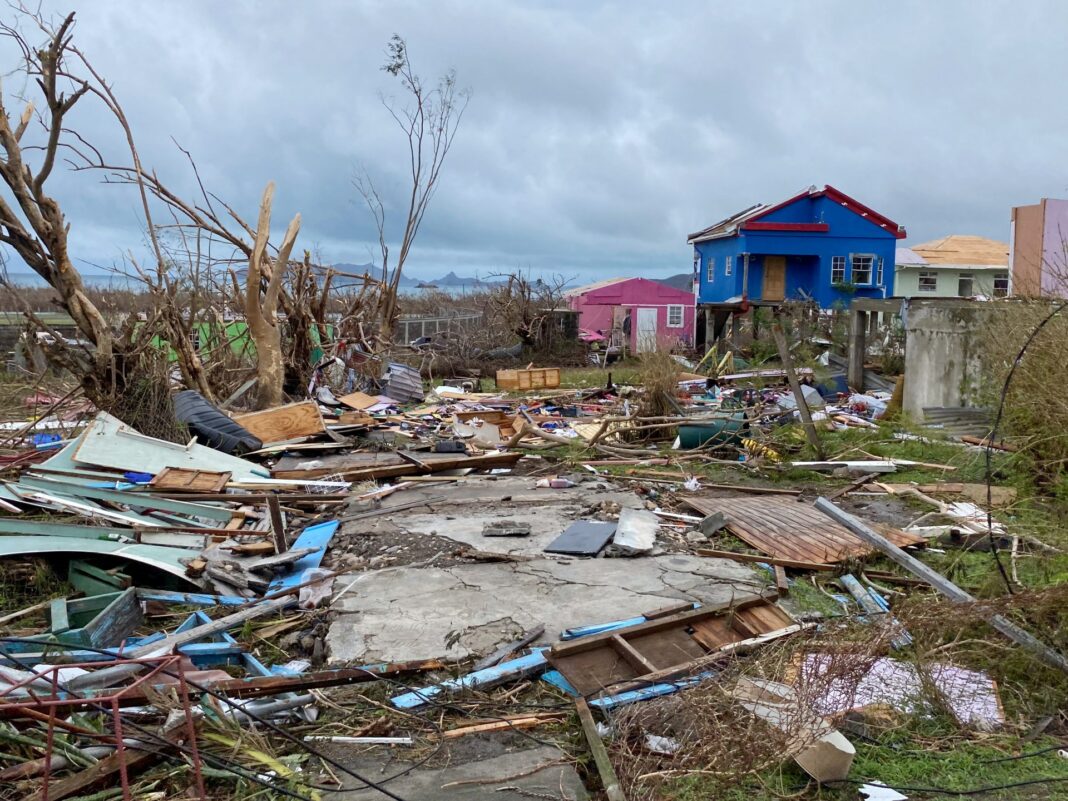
[576,698,627,801]
[771,319,825,460]
[266,494,287,553]
[815,497,1068,674]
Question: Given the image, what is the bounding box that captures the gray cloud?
[2,0,1066,283]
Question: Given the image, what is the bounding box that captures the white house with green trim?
[893,236,1009,299]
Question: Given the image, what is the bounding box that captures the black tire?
[173,390,263,455]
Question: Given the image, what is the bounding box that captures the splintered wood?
[683,496,926,567]
[233,400,326,444]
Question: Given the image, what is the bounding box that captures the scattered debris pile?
[0,358,1063,801]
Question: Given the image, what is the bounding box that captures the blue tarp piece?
[267,520,340,593]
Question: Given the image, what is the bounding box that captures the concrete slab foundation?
[327,553,762,664]
[336,745,588,800]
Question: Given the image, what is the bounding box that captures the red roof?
[688,185,906,243]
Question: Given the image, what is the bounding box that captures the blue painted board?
[391,649,548,709]
[267,520,339,593]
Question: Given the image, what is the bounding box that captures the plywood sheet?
[233,401,326,444]
[682,496,925,567]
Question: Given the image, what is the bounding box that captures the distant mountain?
[331,263,420,288]
[656,273,696,292]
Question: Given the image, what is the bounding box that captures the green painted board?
[0,536,200,586]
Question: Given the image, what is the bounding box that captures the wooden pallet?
[148,467,231,493]
[495,368,561,391]
[682,496,925,567]
[548,594,793,696]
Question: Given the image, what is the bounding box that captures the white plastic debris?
[682,476,701,492]
[298,568,334,609]
[644,734,680,755]
[859,782,908,801]
[535,477,577,489]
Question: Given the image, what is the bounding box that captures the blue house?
[687,185,906,317]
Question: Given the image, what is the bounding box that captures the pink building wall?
[568,277,696,350]
[1010,198,1068,298]
[1041,199,1068,296]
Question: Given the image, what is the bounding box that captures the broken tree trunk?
[246,182,301,409]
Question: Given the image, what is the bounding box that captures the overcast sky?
[3,1,1068,283]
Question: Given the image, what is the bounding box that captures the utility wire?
[984,299,1067,594]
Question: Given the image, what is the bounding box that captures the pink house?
[565,277,696,353]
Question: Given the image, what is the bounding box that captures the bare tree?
[486,271,571,351]
[354,35,469,345]
[0,10,200,432]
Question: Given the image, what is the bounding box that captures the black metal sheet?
[544,520,617,556]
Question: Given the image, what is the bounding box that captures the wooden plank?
[611,634,657,674]
[772,320,825,459]
[337,391,382,411]
[550,594,776,658]
[267,495,287,553]
[815,497,1068,675]
[774,565,789,595]
[233,401,326,444]
[149,467,231,493]
[271,450,523,481]
[576,698,627,801]
[443,715,564,739]
[472,625,545,671]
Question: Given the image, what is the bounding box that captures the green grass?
[654,733,1068,801]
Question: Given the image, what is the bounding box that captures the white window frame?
[957,273,974,297]
[876,257,884,285]
[850,253,874,285]
[706,256,715,282]
[918,271,938,292]
[666,304,684,328]
[725,256,733,276]
[831,256,846,284]
[993,273,1009,298]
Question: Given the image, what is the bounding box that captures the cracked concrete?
[376,477,646,557]
[327,553,763,664]
[335,744,588,800]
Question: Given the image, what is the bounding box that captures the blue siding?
[692,194,897,308]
